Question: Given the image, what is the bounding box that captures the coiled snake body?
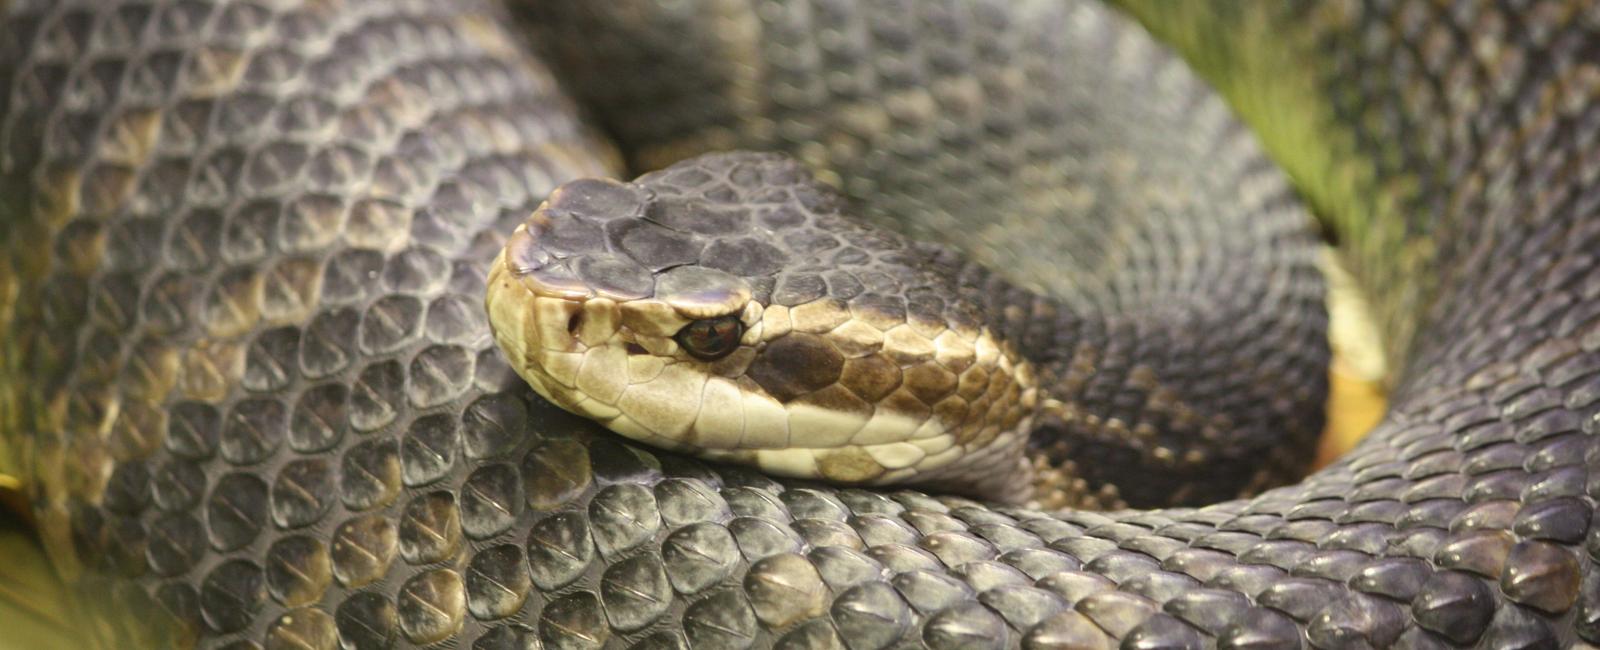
[0,0,1595,648]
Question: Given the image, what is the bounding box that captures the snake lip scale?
[1,0,1596,648]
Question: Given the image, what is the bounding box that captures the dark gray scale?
[0,0,1597,649]
[523,0,1332,510]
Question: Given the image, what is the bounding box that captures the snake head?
[486,152,1036,496]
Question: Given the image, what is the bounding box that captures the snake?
[0,0,1596,648]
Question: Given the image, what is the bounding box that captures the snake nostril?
[567,313,582,336]
[625,342,648,355]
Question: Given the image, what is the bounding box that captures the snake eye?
[675,315,744,361]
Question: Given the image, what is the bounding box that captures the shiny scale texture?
[0,0,1598,649]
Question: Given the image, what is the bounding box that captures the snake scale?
[0,0,1596,648]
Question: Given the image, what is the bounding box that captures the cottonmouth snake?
[0,0,1595,648]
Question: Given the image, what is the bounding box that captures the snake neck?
[928,251,1322,509]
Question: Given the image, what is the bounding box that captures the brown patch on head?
[794,384,872,419]
[880,391,932,420]
[932,396,971,435]
[840,355,902,402]
[747,333,844,402]
[956,366,991,400]
[904,364,959,404]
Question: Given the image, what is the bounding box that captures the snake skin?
[506,0,1331,509]
[1,2,1598,650]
